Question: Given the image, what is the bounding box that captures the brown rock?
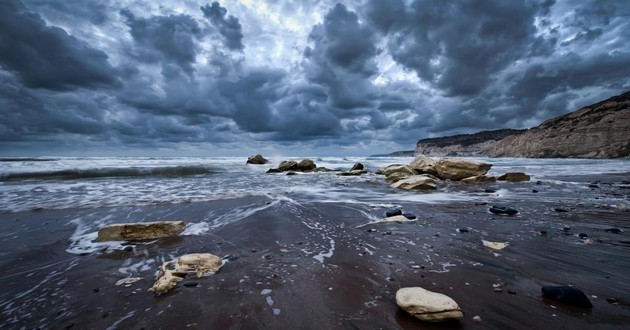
[96,221,186,242]
[246,154,269,165]
[434,158,492,181]
[391,175,437,190]
[497,172,530,182]
[296,159,317,171]
[277,160,297,171]
[350,163,364,171]
[409,155,438,176]
[461,175,497,184]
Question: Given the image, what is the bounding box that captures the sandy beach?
[1,171,629,329]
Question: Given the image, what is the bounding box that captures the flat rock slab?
[96,220,186,242]
[396,287,464,322]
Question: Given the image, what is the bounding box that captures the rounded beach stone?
[385,209,403,217]
[541,285,592,308]
[489,206,518,215]
[396,287,464,322]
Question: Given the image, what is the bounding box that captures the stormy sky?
[1,0,629,156]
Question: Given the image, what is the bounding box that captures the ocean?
[1,156,629,329]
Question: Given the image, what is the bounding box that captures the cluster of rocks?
[248,155,371,176]
[377,155,531,191]
[96,221,224,294]
[396,284,593,323]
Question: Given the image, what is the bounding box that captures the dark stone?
[383,231,392,235]
[183,282,199,287]
[123,246,133,252]
[350,163,364,171]
[457,228,469,233]
[539,230,547,236]
[246,154,269,165]
[532,189,539,193]
[508,289,517,295]
[295,159,317,171]
[286,172,298,176]
[605,228,622,234]
[222,254,239,262]
[367,228,377,232]
[93,288,100,293]
[402,213,416,220]
[554,208,569,213]
[484,188,496,193]
[475,202,488,206]
[563,227,571,232]
[384,209,403,217]
[251,249,257,253]
[489,206,518,216]
[578,233,588,239]
[588,184,599,188]
[266,168,281,174]
[541,286,593,308]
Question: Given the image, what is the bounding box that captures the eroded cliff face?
[490,92,630,158]
[414,91,630,158]
[415,129,525,157]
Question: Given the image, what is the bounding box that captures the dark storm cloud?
[201,2,244,51]
[121,9,201,73]
[0,0,117,90]
[365,0,555,96]
[304,3,378,110]
[26,0,109,25]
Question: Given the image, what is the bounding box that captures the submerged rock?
[391,175,437,190]
[150,253,223,294]
[498,172,531,182]
[96,221,186,242]
[396,287,464,322]
[541,286,593,308]
[434,158,492,181]
[461,175,497,184]
[384,209,403,217]
[489,206,518,215]
[246,154,269,165]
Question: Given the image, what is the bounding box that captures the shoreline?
[0,173,629,329]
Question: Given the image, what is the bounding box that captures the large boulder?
[277,160,298,172]
[497,172,530,182]
[350,163,364,171]
[150,253,223,294]
[296,159,317,171]
[377,164,416,177]
[461,175,496,184]
[246,154,269,165]
[409,155,438,176]
[396,287,464,322]
[434,158,492,181]
[385,172,411,183]
[96,221,186,242]
[391,175,437,190]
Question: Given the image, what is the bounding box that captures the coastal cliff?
[415,91,630,158]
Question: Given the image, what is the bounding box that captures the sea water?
[1,156,629,213]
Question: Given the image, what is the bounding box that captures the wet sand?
[1,173,629,329]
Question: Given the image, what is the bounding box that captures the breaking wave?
[1,166,221,181]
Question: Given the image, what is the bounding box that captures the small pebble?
[123,246,133,252]
[484,188,496,193]
[183,282,199,287]
[457,228,469,233]
[539,230,547,236]
[473,315,482,322]
[578,233,588,239]
[532,189,539,193]
[604,228,622,234]
[402,214,416,220]
[508,289,517,295]
[367,228,377,232]
[251,249,257,253]
[554,208,569,213]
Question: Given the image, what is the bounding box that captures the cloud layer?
[1,0,629,156]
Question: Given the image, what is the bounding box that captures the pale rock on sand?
[482,240,509,250]
[96,221,186,242]
[396,287,464,322]
[434,158,492,181]
[391,175,437,190]
[150,253,223,294]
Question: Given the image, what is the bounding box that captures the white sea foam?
[313,238,336,264]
